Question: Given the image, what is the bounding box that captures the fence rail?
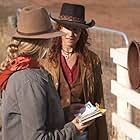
[111,80,140,109]
[91,26,129,47]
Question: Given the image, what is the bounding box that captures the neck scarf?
[0,56,40,91]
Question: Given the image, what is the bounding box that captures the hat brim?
[51,16,95,29]
[12,29,65,39]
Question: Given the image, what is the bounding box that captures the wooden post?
[110,48,132,140]
[116,65,132,140]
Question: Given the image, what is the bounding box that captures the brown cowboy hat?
[127,40,140,89]
[50,3,95,29]
[13,6,65,39]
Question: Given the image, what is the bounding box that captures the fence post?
[110,48,132,140]
[116,64,132,140]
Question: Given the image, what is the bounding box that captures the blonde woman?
[0,6,93,140]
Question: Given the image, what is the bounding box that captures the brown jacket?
[41,49,108,140]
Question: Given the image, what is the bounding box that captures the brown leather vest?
[58,65,85,108]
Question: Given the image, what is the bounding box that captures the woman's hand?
[72,116,94,133]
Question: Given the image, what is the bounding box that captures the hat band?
[16,27,53,36]
[59,15,85,23]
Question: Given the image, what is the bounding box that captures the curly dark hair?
[48,23,92,68]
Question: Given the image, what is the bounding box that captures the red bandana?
[0,56,40,91]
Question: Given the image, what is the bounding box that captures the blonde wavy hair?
[0,38,51,71]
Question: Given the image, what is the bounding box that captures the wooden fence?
[110,48,140,140]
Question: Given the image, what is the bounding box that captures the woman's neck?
[61,45,76,60]
[62,46,74,52]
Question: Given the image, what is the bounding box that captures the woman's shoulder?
[87,49,101,64]
[9,68,49,84]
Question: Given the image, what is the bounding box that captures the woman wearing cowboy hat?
[41,3,108,140]
[0,6,93,140]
